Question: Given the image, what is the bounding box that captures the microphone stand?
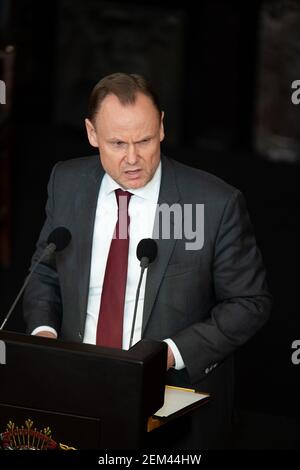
[0,243,56,330]
[129,257,149,348]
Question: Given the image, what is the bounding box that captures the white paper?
[154,386,209,418]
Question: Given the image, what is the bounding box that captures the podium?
[0,331,167,449]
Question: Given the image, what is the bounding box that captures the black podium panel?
[0,331,167,449]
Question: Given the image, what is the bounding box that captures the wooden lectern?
[0,331,167,449]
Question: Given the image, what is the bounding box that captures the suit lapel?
[142,156,180,334]
[75,158,104,331]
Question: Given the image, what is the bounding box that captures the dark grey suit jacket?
[23,154,271,433]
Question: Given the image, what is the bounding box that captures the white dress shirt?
[32,162,185,370]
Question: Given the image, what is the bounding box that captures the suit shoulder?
[169,157,239,200]
[53,154,100,175]
[47,155,102,194]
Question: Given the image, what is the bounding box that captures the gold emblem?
[0,419,76,450]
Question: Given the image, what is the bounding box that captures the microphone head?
[136,238,157,264]
[47,227,72,252]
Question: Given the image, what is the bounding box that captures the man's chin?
[121,173,150,189]
[122,179,146,190]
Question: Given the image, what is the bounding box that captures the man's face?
[85,92,164,189]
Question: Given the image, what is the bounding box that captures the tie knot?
[115,188,132,206]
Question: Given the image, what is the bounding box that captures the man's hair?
[87,72,162,121]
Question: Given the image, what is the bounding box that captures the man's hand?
[35,331,57,339]
[167,346,175,370]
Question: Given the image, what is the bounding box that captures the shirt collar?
[102,160,161,202]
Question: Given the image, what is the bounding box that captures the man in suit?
[23,73,272,448]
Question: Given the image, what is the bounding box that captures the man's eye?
[113,141,124,147]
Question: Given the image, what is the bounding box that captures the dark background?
[1,0,300,449]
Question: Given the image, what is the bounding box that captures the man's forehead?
[95,93,160,130]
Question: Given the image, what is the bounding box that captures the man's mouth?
[124,169,142,176]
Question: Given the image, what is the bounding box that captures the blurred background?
[0,0,299,449]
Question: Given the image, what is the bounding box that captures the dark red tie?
[96,189,132,348]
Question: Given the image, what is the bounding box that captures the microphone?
[136,238,157,268]
[47,226,72,253]
[129,238,158,348]
[0,227,71,330]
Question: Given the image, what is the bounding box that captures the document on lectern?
[154,385,209,418]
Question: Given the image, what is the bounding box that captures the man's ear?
[160,111,165,142]
[85,118,99,148]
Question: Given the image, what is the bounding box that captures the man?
[23,73,272,448]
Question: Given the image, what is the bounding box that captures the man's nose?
[126,144,138,165]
